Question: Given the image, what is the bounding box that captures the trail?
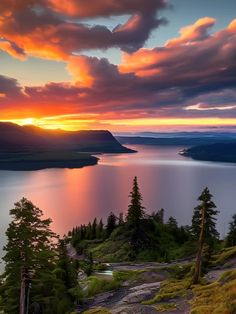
[69,244,236,313]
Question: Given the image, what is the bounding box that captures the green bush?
[113,270,144,283]
[86,276,120,297]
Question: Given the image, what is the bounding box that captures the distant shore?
[0,151,98,171]
[181,142,236,164]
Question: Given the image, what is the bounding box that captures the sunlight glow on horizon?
[1,116,236,132]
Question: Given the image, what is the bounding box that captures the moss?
[113,270,145,283]
[165,264,193,280]
[211,246,236,266]
[191,272,236,314]
[82,307,111,314]
[219,269,236,283]
[154,303,177,312]
[143,278,190,305]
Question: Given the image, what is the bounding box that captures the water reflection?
[0,145,236,256]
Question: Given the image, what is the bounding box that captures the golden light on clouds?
[1,116,236,132]
[0,114,98,131]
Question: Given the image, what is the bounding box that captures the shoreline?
[0,158,99,171]
[0,147,136,171]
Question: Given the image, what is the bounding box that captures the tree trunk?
[20,268,26,314]
[193,206,206,284]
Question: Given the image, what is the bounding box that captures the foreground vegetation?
[70,178,195,263]
[191,272,236,314]
[1,177,236,313]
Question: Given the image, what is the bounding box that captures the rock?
[92,292,114,306]
[129,282,160,292]
[78,269,87,281]
[111,282,161,306]
[119,290,153,304]
[122,281,131,287]
[111,304,158,314]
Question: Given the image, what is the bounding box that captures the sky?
[0,0,236,132]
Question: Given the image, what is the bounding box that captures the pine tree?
[153,208,165,224]
[191,188,219,245]
[86,222,93,239]
[126,176,145,228]
[192,188,219,284]
[126,177,146,257]
[226,214,236,247]
[106,212,117,237]
[118,213,124,226]
[1,198,57,314]
[97,219,104,239]
[50,239,79,314]
[92,218,97,239]
[167,216,178,230]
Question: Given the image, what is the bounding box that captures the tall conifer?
[1,198,57,314]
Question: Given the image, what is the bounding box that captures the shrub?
[86,276,120,297]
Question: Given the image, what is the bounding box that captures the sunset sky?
[0,0,236,132]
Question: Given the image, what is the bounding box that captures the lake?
[0,144,236,262]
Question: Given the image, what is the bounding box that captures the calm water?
[1,145,236,261]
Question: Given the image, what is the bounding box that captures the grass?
[113,269,145,283]
[191,271,236,314]
[210,246,236,267]
[91,233,131,262]
[82,269,154,299]
[219,269,236,283]
[154,303,177,312]
[85,276,120,298]
[143,278,191,305]
[164,264,193,280]
[142,264,193,305]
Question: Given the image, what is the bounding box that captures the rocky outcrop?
[117,282,160,305]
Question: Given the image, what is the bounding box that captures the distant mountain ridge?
[0,123,132,153]
[117,134,236,146]
[0,123,133,170]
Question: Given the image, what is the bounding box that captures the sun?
[21,118,35,125]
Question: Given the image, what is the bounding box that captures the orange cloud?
[166,17,216,47]
[228,19,236,32]
[67,56,97,87]
[119,18,236,79]
[0,18,236,130]
[0,0,167,60]
[48,0,166,18]
[0,39,26,60]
